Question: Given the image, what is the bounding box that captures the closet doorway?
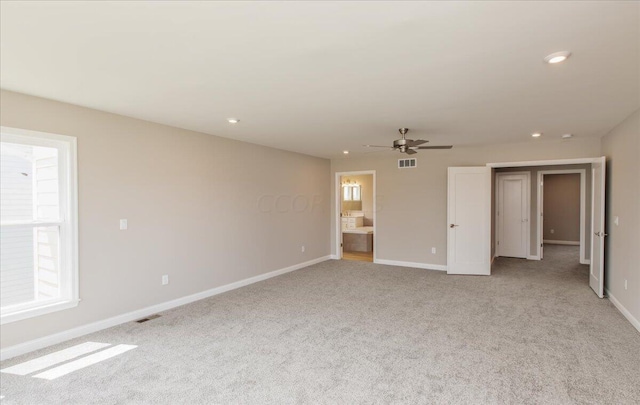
[538,170,587,263]
[490,158,606,298]
[495,172,530,259]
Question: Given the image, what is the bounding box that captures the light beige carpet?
[1,245,639,404]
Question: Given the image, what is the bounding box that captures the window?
[1,127,78,324]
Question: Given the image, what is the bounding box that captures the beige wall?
[0,90,331,348]
[2,87,634,347]
[543,174,581,242]
[331,139,602,265]
[602,109,640,325]
[340,174,373,226]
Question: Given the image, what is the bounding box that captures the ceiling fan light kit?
[364,128,453,154]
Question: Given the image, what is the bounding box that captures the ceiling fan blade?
[405,148,418,155]
[364,144,395,148]
[415,145,453,149]
[407,139,428,147]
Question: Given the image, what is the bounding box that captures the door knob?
[450,224,459,228]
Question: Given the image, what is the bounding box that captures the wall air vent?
[398,158,417,169]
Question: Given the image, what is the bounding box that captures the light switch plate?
[119,219,128,230]
[614,216,619,226]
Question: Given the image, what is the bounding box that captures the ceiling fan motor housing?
[394,138,409,148]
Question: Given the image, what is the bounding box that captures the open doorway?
[490,160,606,297]
[336,171,375,262]
[451,157,605,297]
[539,170,587,265]
[494,165,591,264]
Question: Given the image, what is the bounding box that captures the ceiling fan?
[365,128,453,155]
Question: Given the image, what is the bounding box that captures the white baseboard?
[580,259,591,265]
[527,255,541,260]
[0,255,332,361]
[374,258,447,272]
[543,240,580,246]
[605,288,640,334]
[330,254,340,260]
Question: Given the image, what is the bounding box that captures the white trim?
[543,240,580,246]
[495,171,531,259]
[335,170,376,261]
[0,126,79,324]
[487,157,603,168]
[329,254,340,260]
[527,255,540,260]
[1,299,79,326]
[374,258,447,272]
[605,288,640,333]
[0,255,331,361]
[538,169,587,264]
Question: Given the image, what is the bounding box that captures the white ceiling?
[1,1,638,159]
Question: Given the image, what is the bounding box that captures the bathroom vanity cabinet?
[341,216,363,231]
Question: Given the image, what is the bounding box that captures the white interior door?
[539,177,544,260]
[447,167,492,275]
[340,215,344,258]
[497,174,528,258]
[590,157,606,298]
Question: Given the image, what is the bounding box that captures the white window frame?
[1,126,79,324]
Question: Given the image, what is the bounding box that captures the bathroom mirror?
[343,184,361,201]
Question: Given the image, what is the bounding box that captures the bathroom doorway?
[336,171,376,262]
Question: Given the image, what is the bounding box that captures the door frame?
[487,157,603,168]
[495,171,531,259]
[589,157,606,298]
[537,169,587,264]
[334,170,376,261]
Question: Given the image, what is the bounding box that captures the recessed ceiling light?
[562,133,573,139]
[531,132,542,138]
[343,150,349,155]
[544,51,571,64]
[227,118,239,124]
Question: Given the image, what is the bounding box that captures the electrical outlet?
[550,229,554,234]
[614,216,619,226]
[162,275,169,285]
[625,279,628,290]
[119,219,128,230]
[301,246,305,253]
[431,247,436,254]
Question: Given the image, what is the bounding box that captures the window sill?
[0,299,79,325]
